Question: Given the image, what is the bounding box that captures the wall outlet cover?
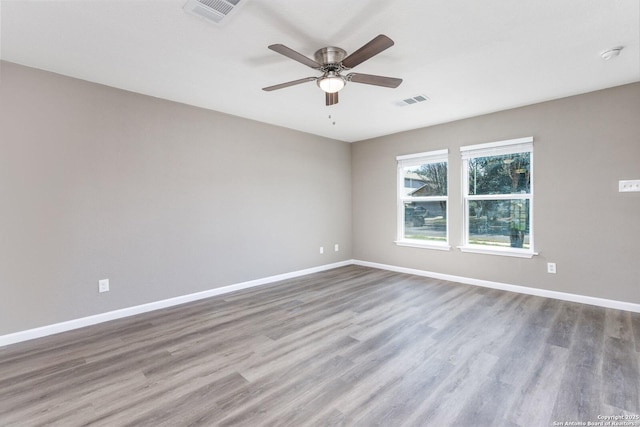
[98,279,110,293]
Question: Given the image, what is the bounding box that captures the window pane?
[468,199,530,248]
[404,201,447,242]
[402,162,447,197]
[468,153,530,195]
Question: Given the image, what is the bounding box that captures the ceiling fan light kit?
[317,72,345,93]
[262,34,403,105]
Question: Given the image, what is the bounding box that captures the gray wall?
[1,60,638,337]
[0,61,352,335]
[352,82,640,304]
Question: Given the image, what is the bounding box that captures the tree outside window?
[462,138,533,253]
[396,150,449,249]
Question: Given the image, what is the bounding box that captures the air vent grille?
[183,0,243,24]
[199,0,233,15]
[396,94,430,107]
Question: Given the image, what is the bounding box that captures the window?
[460,137,535,257]
[396,149,449,249]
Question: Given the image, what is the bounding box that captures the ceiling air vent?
[183,0,243,24]
[396,94,430,107]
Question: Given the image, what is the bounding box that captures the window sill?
[458,245,538,258]
[395,240,451,251]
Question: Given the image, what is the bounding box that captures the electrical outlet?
[334,244,339,252]
[98,279,110,293]
[547,263,557,274]
[319,246,324,254]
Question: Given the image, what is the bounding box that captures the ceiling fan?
[262,34,403,106]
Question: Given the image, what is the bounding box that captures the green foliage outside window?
[467,152,531,249]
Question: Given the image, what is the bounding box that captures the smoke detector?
[183,0,244,25]
[600,46,623,60]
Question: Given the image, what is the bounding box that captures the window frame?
[459,137,537,258]
[396,149,450,250]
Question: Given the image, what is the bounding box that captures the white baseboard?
[0,260,353,347]
[3,258,638,347]
[352,259,640,314]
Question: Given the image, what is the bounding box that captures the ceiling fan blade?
[347,73,402,88]
[262,77,317,91]
[268,44,322,69]
[326,92,339,106]
[341,34,394,69]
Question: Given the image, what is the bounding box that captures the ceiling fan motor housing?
[314,47,348,94]
[314,47,347,71]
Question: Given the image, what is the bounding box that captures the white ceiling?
[1,0,639,142]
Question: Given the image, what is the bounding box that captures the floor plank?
[1,265,639,426]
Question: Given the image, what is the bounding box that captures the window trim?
[396,149,450,250]
[459,137,537,258]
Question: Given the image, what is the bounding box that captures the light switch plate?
[619,180,640,192]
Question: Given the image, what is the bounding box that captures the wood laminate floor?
[1,265,640,426]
